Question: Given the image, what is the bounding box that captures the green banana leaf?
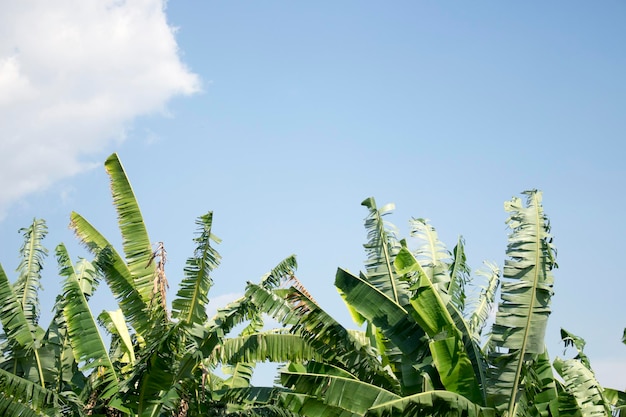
[60,257,119,401]
[246,282,398,392]
[361,197,408,305]
[13,219,48,329]
[448,236,471,313]
[554,357,611,417]
[0,263,46,387]
[98,309,136,366]
[409,217,451,292]
[172,212,221,326]
[488,190,557,415]
[281,392,361,417]
[281,371,401,416]
[365,390,495,417]
[466,262,500,341]
[69,212,152,337]
[103,153,156,307]
[0,367,63,417]
[216,333,321,365]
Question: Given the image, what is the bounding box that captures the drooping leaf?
[246,281,398,392]
[336,268,425,362]
[365,390,495,417]
[215,333,321,365]
[281,371,401,416]
[281,392,359,417]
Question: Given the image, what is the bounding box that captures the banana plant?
[67,153,307,416]
[0,220,90,416]
[247,191,626,417]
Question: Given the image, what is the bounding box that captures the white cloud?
[0,0,200,218]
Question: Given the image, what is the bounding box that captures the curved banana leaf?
[281,392,361,417]
[287,361,360,380]
[489,190,557,414]
[553,357,611,417]
[284,285,400,391]
[69,212,152,337]
[246,282,398,392]
[336,267,425,359]
[14,219,48,329]
[55,244,99,300]
[361,197,408,305]
[394,248,482,402]
[103,153,156,306]
[98,309,135,365]
[466,262,500,340]
[259,255,298,289]
[172,212,221,326]
[222,362,255,388]
[213,386,287,405]
[447,303,488,405]
[281,371,401,416]
[61,266,119,400]
[364,390,495,417]
[409,218,451,292]
[215,333,321,365]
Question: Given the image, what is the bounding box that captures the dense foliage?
[0,153,623,417]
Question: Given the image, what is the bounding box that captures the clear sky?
[1,1,625,389]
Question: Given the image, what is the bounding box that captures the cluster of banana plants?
[0,154,302,416]
[0,152,624,417]
[243,194,626,417]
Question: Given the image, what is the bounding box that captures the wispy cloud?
[0,0,200,219]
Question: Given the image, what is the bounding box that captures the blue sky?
[1,1,625,388]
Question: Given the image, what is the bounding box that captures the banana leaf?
[365,390,495,417]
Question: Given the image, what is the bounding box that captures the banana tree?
[67,153,308,416]
[247,191,624,417]
[0,220,89,416]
